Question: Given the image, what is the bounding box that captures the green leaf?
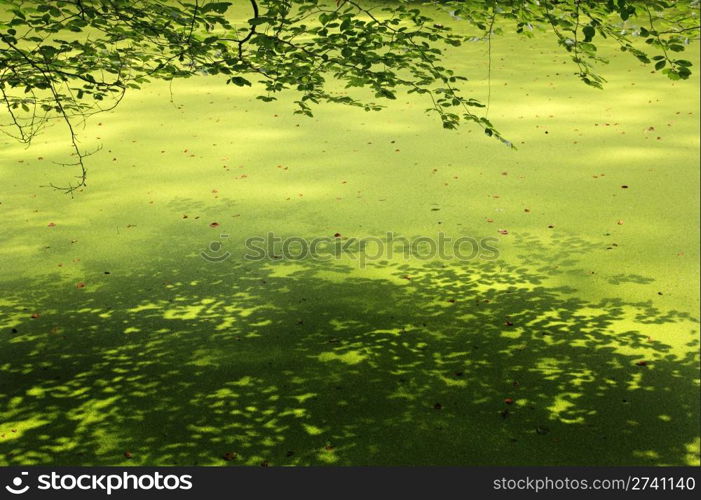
[201,2,231,14]
[228,76,252,87]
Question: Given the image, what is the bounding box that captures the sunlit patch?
[317,350,368,365]
[546,394,585,424]
[303,424,324,436]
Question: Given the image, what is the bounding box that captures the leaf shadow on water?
[0,231,698,466]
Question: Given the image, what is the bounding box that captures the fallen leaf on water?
[124,451,133,459]
[30,313,40,319]
[210,222,220,228]
[617,220,624,225]
[498,229,509,235]
[223,452,237,461]
[334,233,342,238]
[504,398,514,405]
[76,282,86,289]
[635,361,648,367]
[47,222,56,227]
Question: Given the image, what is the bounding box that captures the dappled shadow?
[0,232,698,466]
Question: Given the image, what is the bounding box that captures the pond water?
[0,7,699,465]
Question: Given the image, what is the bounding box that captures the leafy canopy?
[0,0,698,192]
